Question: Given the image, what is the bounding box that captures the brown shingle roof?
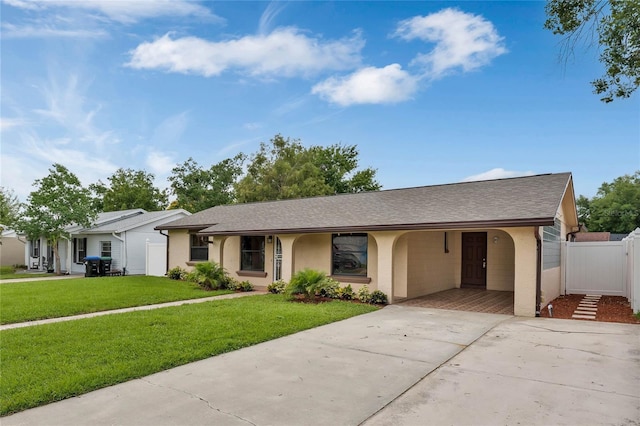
[157,172,573,235]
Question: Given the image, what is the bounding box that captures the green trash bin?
[100,257,112,276]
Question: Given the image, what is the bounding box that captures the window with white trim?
[543,218,562,270]
[74,238,87,263]
[100,241,112,257]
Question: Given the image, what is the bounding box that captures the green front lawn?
[0,272,53,280]
[0,295,378,415]
[0,276,232,324]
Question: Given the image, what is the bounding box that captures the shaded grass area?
[0,294,378,416]
[0,276,232,324]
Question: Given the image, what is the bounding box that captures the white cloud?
[146,150,175,176]
[151,111,189,147]
[1,22,108,38]
[311,64,418,106]
[395,8,507,78]
[259,2,287,35]
[0,117,28,131]
[463,168,535,182]
[243,122,262,130]
[126,29,364,78]
[4,0,218,24]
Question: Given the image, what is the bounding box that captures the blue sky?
[1,0,638,203]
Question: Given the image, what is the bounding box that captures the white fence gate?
[565,241,626,296]
[146,242,167,277]
[564,229,640,313]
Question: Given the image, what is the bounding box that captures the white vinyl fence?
[564,228,640,312]
[146,242,167,277]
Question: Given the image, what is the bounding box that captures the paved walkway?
[0,274,83,284]
[572,294,601,319]
[0,291,267,331]
[3,307,638,425]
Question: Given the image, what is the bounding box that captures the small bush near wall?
[286,268,327,300]
[186,262,229,291]
[268,280,286,294]
[357,285,371,303]
[167,267,188,280]
[369,290,388,305]
[317,278,340,298]
[337,284,355,300]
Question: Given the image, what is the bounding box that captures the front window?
[190,234,209,261]
[31,239,40,258]
[100,241,112,257]
[332,234,367,276]
[241,236,265,271]
[543,218,562,270]
[74,238,86,263]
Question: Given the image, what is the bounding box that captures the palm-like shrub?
[285,268,327,300]
[187,261,228,290]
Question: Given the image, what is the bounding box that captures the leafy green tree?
[544,0,640,102]
[14,164,97,274]
[94,168,168,212]
[168,154,244,213]
[578,172,640,233]
[235,134,381,203]
[0,187,21,228]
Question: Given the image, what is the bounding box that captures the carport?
[398,288,514,315]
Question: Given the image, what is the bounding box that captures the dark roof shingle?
[157,173,573,235]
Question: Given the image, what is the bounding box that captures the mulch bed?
[540,294,640,324]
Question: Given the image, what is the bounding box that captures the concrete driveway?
[3,306,639,426]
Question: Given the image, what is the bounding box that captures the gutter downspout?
[112,231,127,275]
[160,230,169,275]
[565,223,584,242]
[535,226,542,317]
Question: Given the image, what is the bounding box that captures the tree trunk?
[52,238,62,276]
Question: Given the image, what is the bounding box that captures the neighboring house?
[574,232,611,242]
[0,227,26,267]
[26,209,191,275]
[157,173,578,317]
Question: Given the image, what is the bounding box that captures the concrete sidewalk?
[3,307,639,425]
[0,290,268,331]
[0,274,83,284]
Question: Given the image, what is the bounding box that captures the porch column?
[369,231,398,303]
[504,227,538,317]
[278,234,299,282]
[210,236,227,266]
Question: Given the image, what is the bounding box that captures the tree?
[544,0,640,102]
[94,168,168,212]
[0,187,21,228]
[14,164,97,275]
[168,154,244,213]
[235,134,381,203]
[577,171,640,233]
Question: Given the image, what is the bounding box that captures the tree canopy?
[14,164,97,274]
[544,0,640,102]
[168,155,244,213]
[0,187,20,228]
[235,134,381,203]
[92,168,168,212]
[577,171,640,233]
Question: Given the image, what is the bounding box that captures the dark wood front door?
[461,232,487,288]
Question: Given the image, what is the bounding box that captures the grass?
[0,272,53,280]
[0,276,232,324]
[0,294,378,415]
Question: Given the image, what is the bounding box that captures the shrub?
[369,290,388,305]
[357,285,371,303]
[167,266,187,280]
[226,277,240,291]
[186,262,229,291]
[239,280,254,292]
[337,284,355,300]
[267,280,286,294]
[317,278,340,298]
[286,268,327,300]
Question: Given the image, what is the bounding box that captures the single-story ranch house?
[27,208,190,275]
[157,173,578,317]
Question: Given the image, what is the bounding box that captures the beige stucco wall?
[403,231,459,298]
[168,230,192,270]
[486,229,515,291]
[501,227,537,317]
[0,237,26,266]
[222,236,274,288]
[294,234,330,272]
